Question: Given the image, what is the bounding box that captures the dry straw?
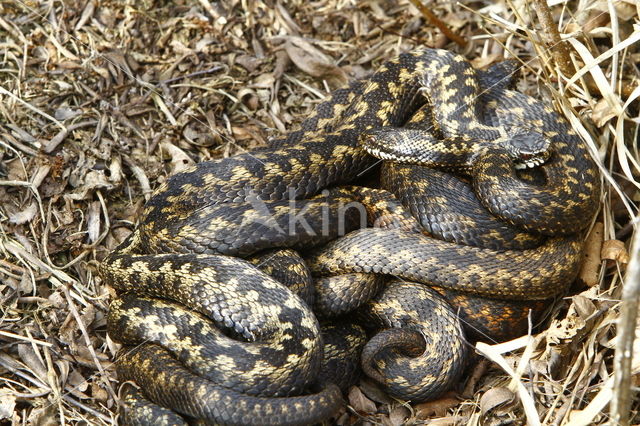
[0,0,637,424]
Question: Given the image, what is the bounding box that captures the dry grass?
[0,0,637,424]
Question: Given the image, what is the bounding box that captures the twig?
[159,65,225,85]
[0,85,66,131]
[531,0,575,77]
[0,330,53,347]
[611,216,640,425]
[63,394,114,423]
[407,0,466,47]
[60,282,118,403]
[533,0,638,100]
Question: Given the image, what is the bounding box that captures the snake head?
[507,128,552,169]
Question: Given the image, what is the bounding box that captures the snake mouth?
[509,129,552,169]
[513,152,551,169]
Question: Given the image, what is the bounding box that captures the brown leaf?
[388,405,410,426]
[54,106,82,121]
[348,385,377,415]
[67,369,89,397]
[18,344,47,381]
[274,50,291,79]
[67,170,113,201]
[578,222,604,287]
[461,359,489,398]
[572,294,597,319]
[235,54,262,72]
[614,0,638,20]
[415,394,459,418]
[59,312,77,345]
[470,53,504,70]
[160,142,195,175]
[252,72,276,89]
[601,239,630,263]
[27,404,58,426]
[591,98,617,127]
[91,381,109,403]
[359,379,394,404]
[284,40,347,87]
[429,416,466,426]
[547,304,586,343]
[479,387,516,416]
[237,88,260,111]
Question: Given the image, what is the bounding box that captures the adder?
[99,48,600,425]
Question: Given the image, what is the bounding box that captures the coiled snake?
[99,48,600,425]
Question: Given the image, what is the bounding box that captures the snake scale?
[99,48,600,425]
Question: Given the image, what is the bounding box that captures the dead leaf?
[160,142,195,175]
[572,294,597,319]
[578,222,604,287]
[67,369,89,396]
[91,381,109,403]
[547,304,586,343]
[275,3,302,34]
[18,344,47,382]
[31,164,51,188]
[47,291,66,309]
[570,9,610,35]
[546,286,603,345]
[461,359,489,398]
[284,40,347,87]
[480,387,516,416]
[65,170,113,201]
[7,124,36,143]
[237,88,260,111]
[231,125,266,148]
[252,72,276,89]
[60,304,97,346]
[359,379,394,404]
[9,201,38,225]
[86,201,101,243]
[430,416,467,425]
[0,391,16,420]
[387,405,410,426]
[591,98,617,127]
[274,49,290,79]
[601,239,630,263]
[235,54,262,72]
[26,404,58,426]
[54,106,82,121]
[348,385,377,415]
[590,0,637,20]
[59,313,78,345]
[415,394,459,418]
[471,53,503,70]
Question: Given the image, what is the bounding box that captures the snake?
[99,48,600,425]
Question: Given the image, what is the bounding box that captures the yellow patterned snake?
[100,48,600,425]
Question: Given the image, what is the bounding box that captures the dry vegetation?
[0,0,638,424]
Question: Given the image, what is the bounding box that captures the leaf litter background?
[0,0,638,424]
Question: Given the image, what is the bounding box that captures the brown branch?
[407,0,466,47]
[611,217,640,426]
[532,0,638,100]
[532,0,575,76]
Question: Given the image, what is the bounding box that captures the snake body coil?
[100,48,600,425]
